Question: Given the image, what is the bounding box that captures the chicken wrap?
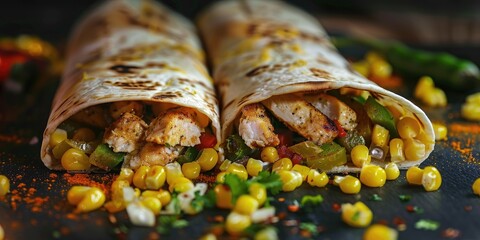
[41,0,220,171]
[198,0,434,172]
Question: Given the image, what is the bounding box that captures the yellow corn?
[372,124,390,148]
[341,201,373,228]
[389,138,405,163]
[351,145,371,167]
[351,60,370,77]
[291,164,311,181]
[423,88,447,107]
[249,183,267,206]
[278,170,303,192]
[272,158,293,172]
[461,92,480,121]
[422,166,442,192]
[111,179,130,201]
[214,184,233,209]
[432,122,447,141]
[369,59,392,78]
[386,105,404,124]
[168,177,194,193]
[406,166,423,185]
[363,224,398,240]
[145,166,166,190]
[197,148,218,171]
[226,163,248,180]
[216,171,227,183]
[246,158,264,177]
[141,189,172,206]
[0,175,10,196]
[117,168,134,184]
[165,162,184,185]
[219,160,232,171]
[72,127,96,142]
[67,186,106,213]
[334,175,361,194]
[0,223,4,240]
[254,227,278,240]
[415,130,435,147]
[199,233,217,240]
[182,161,201,179]
[414,76,434,100]
[132,166,150,189]
[261,147,279,163]
[306,169,329,188]
[234,195,259,215]
[397,116,420,139]
[225,211,252,236]
[472,178,480,196]
[365,51,384,64]
[384,163,400,180]
[61,148,91,171]
[50,128,67,147]
[404,138,426,161]
[360,165,386,187]
[104,200,126,213]
[140,196,162,215]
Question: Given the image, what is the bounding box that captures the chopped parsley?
[415,219,440,231]
[370,194,382,201]
[223,171,283,203]
[300,194,324,207]
[399,194,412,202]
[299,222,319,236]
[157,216,189,234]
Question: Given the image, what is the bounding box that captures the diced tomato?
[0,50,29,82]
[333,120,347,138]
[277,129,293,147]
[291,153,303,165]
[195,132,217,150]
[277,145,293,159]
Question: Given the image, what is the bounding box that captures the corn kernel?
[249,183,267,206]
[365,51,384,64]
[432,122,447,141]
[291,164,311,181]
[272,158,292,172]
[111,179,130,201]
[404,138,426,161]
[369,59,392,78]
[397,116,421,139]
[360,165,386,187]
[472,178,480,196]
[219,160,232,171]
[278,170,302,192]
[389,138,405,163]
[214,184,233,209]
[246,158,263,177]
[461,102,480,121]
[385,163,400,180]
[169,177,194,193]
[234,195,259,215]
[261,147,279,163]
[254,227,278,240]
[334,175,361,194]
[61,148,91,171]
[117,168,134,184]
[422,166,442,191]
[226,163,248,180]
[351,145,371,167]
[197,148,218,171]
[145,166,166,190]
[216,171,227,183]
[50,128,67,147]
[165,162,184,185]
[341,201,373,228]
[140,196,162,215]
[199,233,217,240]
[67,186,92,205]
[414,76,434,100]
[306,169,328,187]
[182,161,201,179]
[67,186,106,213]
[72,127,96,142]
[104,200,126,213]
[132,166,149,189]
[363,224,398,240]
[141,189,171,206]
[406,166,423,185]
[0,175,10,196]
[225,211,252,235]
[351,60,370,77]
[372,124,390,148]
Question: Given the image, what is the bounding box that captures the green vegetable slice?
[224,135,254,161]
[364,96,398,138]
[288,141,323,158]
[176,147,199,164]
[89,143,125,171]
[335,130,365,153]
[305,142,347,172]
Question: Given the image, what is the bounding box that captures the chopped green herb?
[351,211,360,222]
[415,219,440,231]
[157,216,189,234]
[299,222,319,236]
[300,194,324,207]
[413,206,424,214]
[399,194,412,202]
[251,171,283,195]
[370,194,382,201]
[224,173,249,203]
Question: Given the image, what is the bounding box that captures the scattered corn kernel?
[261,147,279,163]
[169,177,194,193]
[165,162,184,185]
[384,163,400,180]
[352,60,370,77]
[372,124,390,148]
[406,166,423,185]
[397,116,420,139]
[351,145,371,167]
[214,184,233,209]
[341,201,373,228]
[117,168,134,184]
[145,166,166,190]
[404,138,426,161]
[140,196,162,215]
[50,128,67,147]
[199,233,217,240]
[472,178,480,196]
[246,158,264,177]
[306,169,329,187]
[61,148,91,171]
[234,195,259,215]
[111,179,130,201]
[72,127,96,142]
[0,175,10,196]
[389,138,405,163]
[360,165,386,187]
[142,189,171,206]
[414,76,434,100]
[334,175,361,194]
[369,59,392,79]
[363,224,398,240]
[272,158,293,172]
[67,186,106,213]
[182,161,201,179]
[197,148,218,171]
[432,122,447,141]
[461,92,480,121]
[278,170,303,192]
[249,183,267,206]
[216,171,227,183]
[219,160,232,171]
[104,200,125,213]
[254,227,279,240]
[225,211,252,235]
[414,76,447,107]
[422,166,442,191]
[132,166,150,189]
[226,163,248,180]
[291,164,311,181]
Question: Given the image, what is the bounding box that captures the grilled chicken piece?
[71,105,109,128]
[304,93,357,131]
[127,142,183,169]
[145,107,203,146]
[103,112,148,153]
[262,94,338,145]
[109,101,144,120]
[238,103,280,148]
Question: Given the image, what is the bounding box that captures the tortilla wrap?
[41,0,220,170]
[198,0,434,172]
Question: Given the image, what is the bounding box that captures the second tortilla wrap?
[198,0,434,172]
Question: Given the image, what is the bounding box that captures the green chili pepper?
[332,37,480,90]
[364,96,398,138]
[305,142,347,172]
[176,147,199,164]
[89,143,125,171]
[224,135,254,161]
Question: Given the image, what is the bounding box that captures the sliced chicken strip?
[304,93,357,131]
[262,94,338,145]
[104,112,148,153]
[127,142,183,169]
[238,103,280,148]
[145,107,203,147]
